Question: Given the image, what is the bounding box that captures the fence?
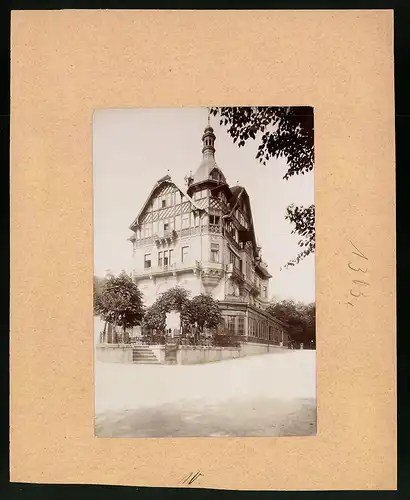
[133,328,243,348]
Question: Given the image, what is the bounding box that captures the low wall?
[95,342,287,365]
[175,343,285,365]
[96,344,133,364]
[177,346,241,365]
[240,342,284,357]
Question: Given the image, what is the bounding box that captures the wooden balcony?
[225,262,245,282]
[154,230,178,245]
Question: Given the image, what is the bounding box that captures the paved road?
[94,350,316,437]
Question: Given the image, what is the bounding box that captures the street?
[94,349,316,437]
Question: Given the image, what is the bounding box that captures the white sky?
[93,108,315,303]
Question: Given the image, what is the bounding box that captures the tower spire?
[202,115,216,160]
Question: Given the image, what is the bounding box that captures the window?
[194,189,208,200]
[181,246,189,263]
[246,262,251,279]
[161,197,166,208]
[209,215,220,225]
[237,317,245,335]
[263,286,267,299]
[144,224,152,238]
[191,213,199,227]
[158,251,163,267]
[210,243,219,263]
[164,222,169,231]
[227,316,235,334]
[163,250,169,267]
[182,214,189,229]
[169,249,173,264]
[144,254,151,269]
[230,250,240,270]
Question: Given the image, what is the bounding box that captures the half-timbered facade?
[128,123,289,345]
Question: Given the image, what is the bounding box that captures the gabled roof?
[255,262,272,279]
[129,175,207,231]
[222,185,261,260]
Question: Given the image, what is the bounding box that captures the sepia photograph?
[93,107,316,437]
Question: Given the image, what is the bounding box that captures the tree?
[157,286,191,314]
[93,275,107,315]
[284,204,315,267]
[142,302,167,342]
[186,294,223,334]
[142,286,192,338]
[96,272,144,336]
[210,106,314,267]
[266,299,316,345]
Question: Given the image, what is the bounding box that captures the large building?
[129,122,289,345]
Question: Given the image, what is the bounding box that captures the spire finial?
[207,108,211,127]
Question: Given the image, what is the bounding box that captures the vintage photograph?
[93,107,316,437]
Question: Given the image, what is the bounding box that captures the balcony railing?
[134,225,222,248]
[225,263,245,281]
[154,230,178,244]
[133,261,201,279]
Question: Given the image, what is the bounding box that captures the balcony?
[133,261,201,280]
[133,263,176,279]
[207,224,222,234]
[225,263,245,282]
[154,230,178,245]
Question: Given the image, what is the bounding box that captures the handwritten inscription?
[181,471,203,485]
[347,240,370,307]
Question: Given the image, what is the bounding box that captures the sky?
[93,108,315,303]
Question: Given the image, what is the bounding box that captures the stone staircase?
[132,345,160,364]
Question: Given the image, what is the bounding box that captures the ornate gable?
[129,175,206,231]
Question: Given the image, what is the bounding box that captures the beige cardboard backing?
[10,10,396,490]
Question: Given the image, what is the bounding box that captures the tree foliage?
[142,302,166,333]
[93,275,107,315]
[284,204,315,267]
[95,272,144,332]
[210,106,315,267]
[142,286,192,335]
[158,286,191,314]
[266,299,316,345]
[142,290,223,344]
[186,293,223,333]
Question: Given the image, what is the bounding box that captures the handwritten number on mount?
[347,240,369,307]
[348,239,368,261]
[352,279,369,286]
[182,471,203,485]
[348,262,368,273]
